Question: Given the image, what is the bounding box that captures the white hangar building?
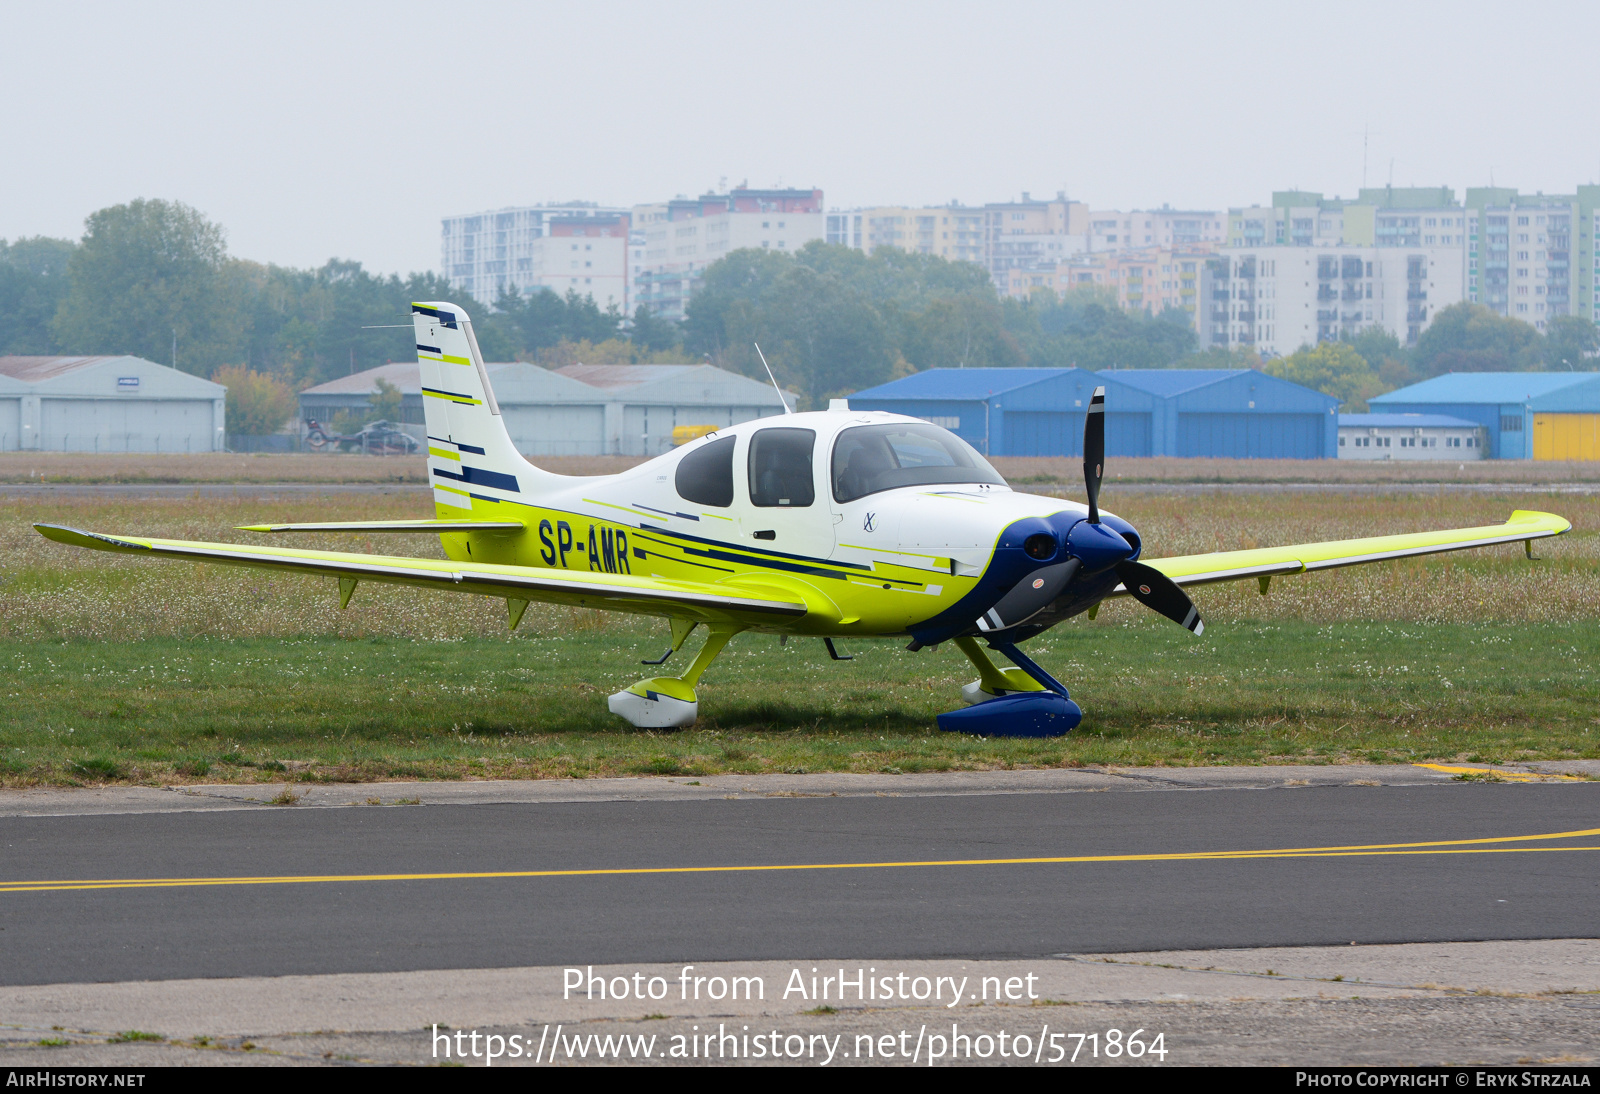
[0,356,227,453]
[1337,413,1484,460]
[300,361,793,457]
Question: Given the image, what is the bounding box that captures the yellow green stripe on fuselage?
[427,491,980,635]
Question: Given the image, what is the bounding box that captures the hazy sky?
[5,0,1597,276]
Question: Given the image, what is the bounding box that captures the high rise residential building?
[1088,208,1227,251]
[825,209,864,249]
[1216,183,1600,337]
[526,215,630,312]
[1458,187,1600,331]
[627,187,824,322]
[822,193,1222,294]
[1003,245,1214,319]
[848,205,987,263]
[982,193,1089,282]
[1226,190,1376,248]
[440,203,630,305]
[1201,245,1467,357]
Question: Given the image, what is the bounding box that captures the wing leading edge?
[1114,509,1571,595]
[32,524,808,623]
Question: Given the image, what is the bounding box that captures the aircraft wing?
[33,524,809,623]
[1117,509,1572,594]
[237,519,525,533]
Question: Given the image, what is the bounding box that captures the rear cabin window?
[832,422,1005,502]
[747,428,816,507]
[674,434,735,507]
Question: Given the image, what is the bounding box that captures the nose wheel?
[939,637,1082,738]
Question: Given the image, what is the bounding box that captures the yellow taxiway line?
[2,828,1597,894]
[1412,763,1586,782]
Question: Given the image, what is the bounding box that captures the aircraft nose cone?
[1066,520,1133,574]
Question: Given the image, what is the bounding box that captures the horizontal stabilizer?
[237,520,525,533]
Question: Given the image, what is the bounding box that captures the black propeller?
[1114,560,1204,635]
[976,558,1081,633]
[1080,386,1204,637]
[1083,386,1105,524]
[961,383,1205,640]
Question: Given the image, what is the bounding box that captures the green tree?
[0,237,76,353]
[684,248,794,356]
[1262,342,1387,411]
[745,264,892,408]
[562,289,623,344]
[1344,325,1403,370]
[1004,287,1197,370]
[241,260,480,385]
[53,199,249,374]
[1342,325,1420,389]
[1543,314,1599,371]
[214,364,297,436]
[899,293,1022,370]
[492,286,567,353]
[1411,302,1542,376]
[629,305,679,353]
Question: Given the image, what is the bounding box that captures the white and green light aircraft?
[36,302,1572,736]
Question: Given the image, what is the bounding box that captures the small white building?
[1337,413,1483,460]
[0,356,226,453]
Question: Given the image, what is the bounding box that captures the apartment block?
[1456,187,1600,331]
[526,216,629,311]
[825,210,864,249]
[1089,208,1227,251]
[1201,245,1467,357]
[629,187,824,322]
[1227,190,1365,249]
[440,203,630,305]
[1004,246,1214,319]
[983,193,1090,282]
[851,205,987,264]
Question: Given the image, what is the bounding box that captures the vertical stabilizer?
[411,301,561,516]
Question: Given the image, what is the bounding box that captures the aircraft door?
[738,427,836,562]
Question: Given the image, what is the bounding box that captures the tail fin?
[412,301,561,515]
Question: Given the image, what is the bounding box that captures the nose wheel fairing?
[938,640,1083,738]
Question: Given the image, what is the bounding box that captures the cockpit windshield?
[831,422,1006,503]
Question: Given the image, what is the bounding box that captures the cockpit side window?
[832,423,1006,502]
[747,428,816,507]
[674,434,736,507]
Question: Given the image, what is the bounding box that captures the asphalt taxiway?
[0,766,1595,987]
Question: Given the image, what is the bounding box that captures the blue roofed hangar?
[1369,372,1600,459]
[848,368,1339,458]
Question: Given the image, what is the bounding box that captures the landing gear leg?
[953,635,1046,705]
[609,624,743,729]
[936,638,1083,738]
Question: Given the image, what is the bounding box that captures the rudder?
[412,301,561,517]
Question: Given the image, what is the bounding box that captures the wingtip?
[33,524,127,550]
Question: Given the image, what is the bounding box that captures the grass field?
[5,450,1600,485]
[0,486,1595,785]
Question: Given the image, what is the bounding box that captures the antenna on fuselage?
[753,343,793,414]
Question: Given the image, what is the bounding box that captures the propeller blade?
[976,558,1081,633]
[1083,385,1105,524]
[1114,560,1204,636]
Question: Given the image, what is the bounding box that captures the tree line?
[4,198,1595,427]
